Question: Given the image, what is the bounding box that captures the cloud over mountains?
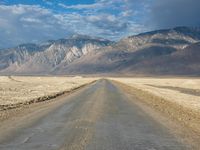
[0,0,199,48]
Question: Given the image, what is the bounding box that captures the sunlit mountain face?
[0,27,200,75]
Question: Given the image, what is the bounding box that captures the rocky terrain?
[61,27,200,75]
[0,35,112,74]
[124,42,200,75]
[0,27,200,75]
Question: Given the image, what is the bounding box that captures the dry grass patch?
[110,78,200,111]
[0,76,97,109]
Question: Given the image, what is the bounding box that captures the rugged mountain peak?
[117,26,200,51]
[70,34,93,40]
[0,35,112,74]
[0,27,199,75]
[131,26,200,38]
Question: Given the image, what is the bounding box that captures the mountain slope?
[59,42,200,76]
[52,27,200,75]
[0,43,49,71]
[114,27,200,51]
[0,35,112,74]
[125,42,200,75]
[55,45,177,74]
[0,27,200,75]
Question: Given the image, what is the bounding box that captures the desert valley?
[0,27,200,149]
[0,1,200,149]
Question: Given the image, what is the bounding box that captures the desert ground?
[111,77,200,112]
[0,76,199,149]
[0,76,96,108]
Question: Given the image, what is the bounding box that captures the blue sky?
[0,0,199,48]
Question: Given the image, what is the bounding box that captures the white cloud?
[20,17,42,23]
[43,0,53,6]
[0,1,149,48]
[121,10,133,17]
[0,4,73,48]
[58,3,104,10]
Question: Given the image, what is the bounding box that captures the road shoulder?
[113,80,200,149]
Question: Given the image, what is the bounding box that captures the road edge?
[0,80,97,111]
[112,80,200,133]
[111,80,200,149]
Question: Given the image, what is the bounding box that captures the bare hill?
[0,27,200,75]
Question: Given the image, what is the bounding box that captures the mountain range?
[0,27,200,76]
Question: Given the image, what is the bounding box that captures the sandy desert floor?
[0,76,96,106]
[1,76,199,112]
[110,77,200,112]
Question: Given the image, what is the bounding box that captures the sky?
[0,0,200,48]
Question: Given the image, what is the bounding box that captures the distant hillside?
[114,26,200,51]
[0,35,112,74]
[55,27,200,75]
[0,27,200,76]
[124,42,200,75]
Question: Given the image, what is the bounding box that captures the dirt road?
[0,80,188,150]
